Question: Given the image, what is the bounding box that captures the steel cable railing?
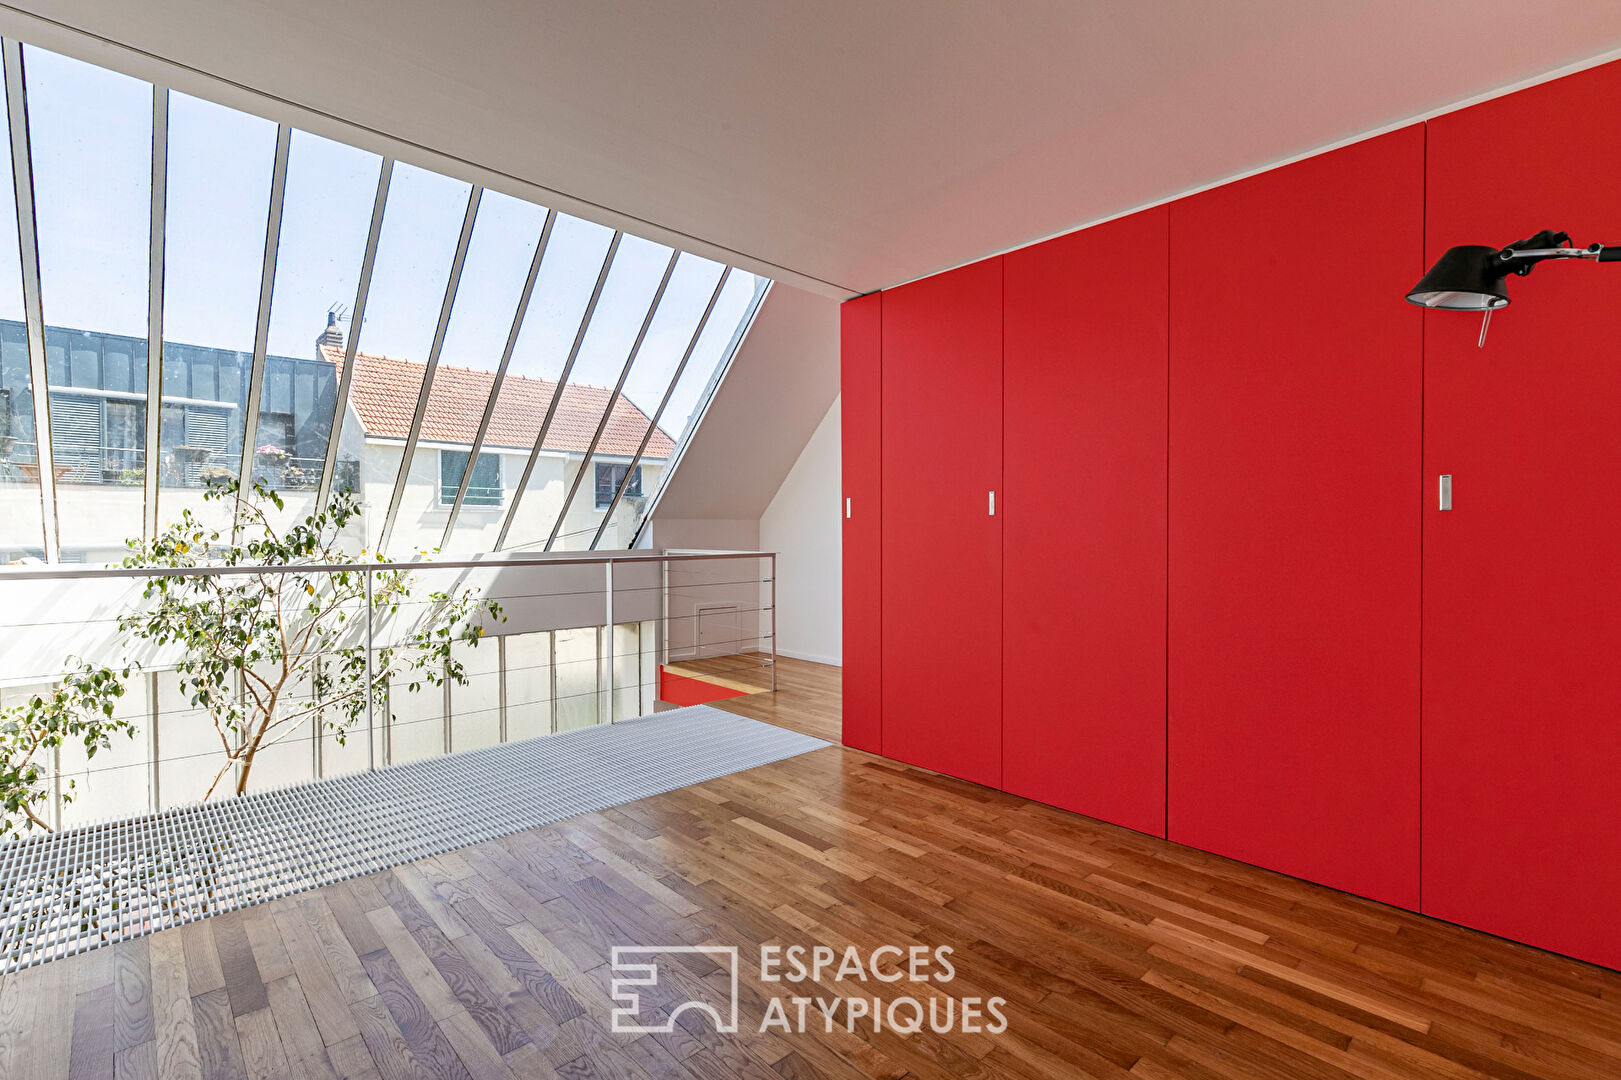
[0,549,776,833]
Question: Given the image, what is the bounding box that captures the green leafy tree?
[118,479,503,800]
[0,663,131,838]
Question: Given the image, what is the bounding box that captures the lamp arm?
[1499,246,1598,261]
[1495,231,1621,273]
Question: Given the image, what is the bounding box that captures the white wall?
[369,441,666,557]
[644,285,841,668]
[760,396,841,665]
[650,287,839,522]
[647,519,760,552]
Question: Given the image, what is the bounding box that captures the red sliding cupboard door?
[841,292,883,753]
[881,258,1002,787]
[1423,63,1621,968]
[1168,126,1423,908]
[1003,208,1168,835]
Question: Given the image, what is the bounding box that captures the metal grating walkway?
[0,705,828,972]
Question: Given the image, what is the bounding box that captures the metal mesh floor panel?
[0,706,828,972]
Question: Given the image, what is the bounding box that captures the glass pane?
[0,62,43,560]
[25,45,153,562]
[503,631,553,740]
[640,618,659,711]
[318,704,371,778]
[249,129,381,535]
[440,450,501,507]
[438,448,465,504]
[157,92,277,537]
[503,233,672,551]
[553,625,599,731]
[156,667,221,808]
[390,190,546,554]
[321,163,472,557]
[57,675,149,827]
[387,662,445,764]
[445,213,613,552]
[613,622,641,720]
[448,637,500,751]
[635,273,765,535]
[553,254,725,550]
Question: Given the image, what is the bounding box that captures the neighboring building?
[329,343,673,555]
[0,317,673,562]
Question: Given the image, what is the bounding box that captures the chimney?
[316,308,344,355]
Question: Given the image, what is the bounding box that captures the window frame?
[440,447,502,509]
[594,461,641,511]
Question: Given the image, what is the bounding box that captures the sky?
[0,43,763,457]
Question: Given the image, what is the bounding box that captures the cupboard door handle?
[988,490,996,516]
[845,497,852,519]
[1439,474,1452,511]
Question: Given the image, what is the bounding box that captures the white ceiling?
[7,1,1621,298]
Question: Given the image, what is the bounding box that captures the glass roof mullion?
[440,207,556,548]
[589,267,730,551]
[377,185,482,556]
[3,40,57,562]
[494,230,622,552]
[630,277,770,548]
[315,158,393,515]
[141,87,167,540]
[233,122,292,525]
[543,249,679,552]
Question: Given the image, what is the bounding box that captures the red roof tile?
[325,345,675,459]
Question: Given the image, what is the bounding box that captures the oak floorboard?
[190,987,247,1080]
[234,1006,291,1080]
[111,1041,158,1080]
[68,983,117,1080]
[358,947,474,1080]
[147,929,204,1080]
[212,911,269,1017]
[112,938,157,1053]
[271,905,363,1048]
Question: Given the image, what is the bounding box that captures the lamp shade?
[1406,245,1510,310]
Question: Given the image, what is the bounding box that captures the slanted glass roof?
[0,40,768,565]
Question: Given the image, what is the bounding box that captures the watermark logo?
[609,943,1006,1036]
[609,945,740,1034]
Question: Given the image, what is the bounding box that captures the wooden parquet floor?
[3,657,1620,1079]
[661,653,778,696]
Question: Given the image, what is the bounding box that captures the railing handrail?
[0,549,778,582]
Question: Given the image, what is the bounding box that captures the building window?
[103,401,143,481]
[595,462,641,510]
[441,449,501,507]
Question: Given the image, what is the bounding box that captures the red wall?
[879,260,1003,788]
[658,668,749,707]
[841,56,1621,970]
[1002,207,1168,835]
[840,292,883,754]
[1421,61,1621,970]
[1168,127,1424,909]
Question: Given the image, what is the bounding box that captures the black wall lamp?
[1407,230,1621,346]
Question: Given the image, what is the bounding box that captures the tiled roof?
[325,345,676,459]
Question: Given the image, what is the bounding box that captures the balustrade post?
[364,564,375,771]
[604,560,615,722]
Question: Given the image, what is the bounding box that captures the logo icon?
[609,946,740,1034]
